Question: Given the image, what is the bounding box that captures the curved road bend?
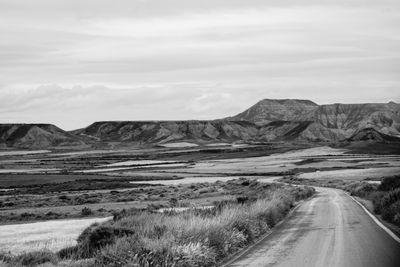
[227,188,400,267]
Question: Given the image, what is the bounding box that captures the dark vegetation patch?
[294,158,325,165]
[0,174,173,189]
[338,142,400,155]
[0,179,151,195]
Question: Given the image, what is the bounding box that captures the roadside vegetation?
[281,175,400,227]
[0,180,315,266]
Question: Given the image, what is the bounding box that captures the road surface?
[227,187,400,267]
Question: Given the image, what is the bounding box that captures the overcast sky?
[1,0,399,129]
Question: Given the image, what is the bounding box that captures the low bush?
[73,224,135,258]
[345,182,377,198]
[372,188,400,226]
[81,207,93,216]
[58,245,79,259]
[379,176,400,191]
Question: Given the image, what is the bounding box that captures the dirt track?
[227,187,400,267]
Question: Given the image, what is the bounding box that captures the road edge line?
[349,194,400,244]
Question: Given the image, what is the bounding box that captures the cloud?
[0,0,399,128]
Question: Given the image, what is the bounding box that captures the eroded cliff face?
[306,103,400,134]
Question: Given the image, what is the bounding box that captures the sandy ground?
[0,217,111,254]
[228,187,400,267]
[159,142,199,148]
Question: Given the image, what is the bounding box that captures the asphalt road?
[227,187,400,267]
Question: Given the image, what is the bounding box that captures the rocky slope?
[0,124,85,149]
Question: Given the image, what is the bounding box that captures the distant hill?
[0,124,85,149]
[73,120,260,144]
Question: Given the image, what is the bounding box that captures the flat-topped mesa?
[229,99,319,124]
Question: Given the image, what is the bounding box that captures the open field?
[0,217,111,254]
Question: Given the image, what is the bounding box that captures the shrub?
[81,207,93,216]
[379,188,400,211]
[379,176,400,191]
[58,195,69,200]
[58,245,79,259]
[0,252,12,263]
[206,227,230,259]
[96,236,142,266]
[173,242,216,266]
[76,225,135,258]
[169,197,178,207]
[346,182,377,198]
[381,201,400,222]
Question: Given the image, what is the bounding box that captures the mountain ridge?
[1,99,399,148]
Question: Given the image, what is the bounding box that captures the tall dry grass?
[93,186,314,266]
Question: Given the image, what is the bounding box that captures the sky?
[0,0,399,130]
